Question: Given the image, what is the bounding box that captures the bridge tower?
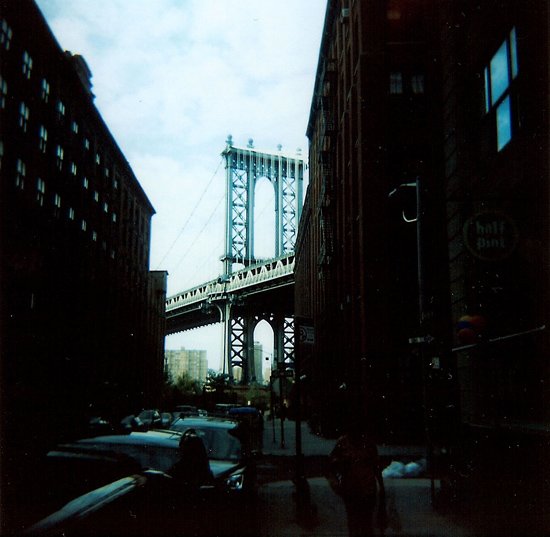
[220,135,304,381]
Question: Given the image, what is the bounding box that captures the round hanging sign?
[463,211,519,261]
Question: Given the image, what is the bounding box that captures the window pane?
[390,72,403,94]
[490,41,509,105]
[510,27,518,79]
[496,95,512,151]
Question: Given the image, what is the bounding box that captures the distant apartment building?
[0,0,166,504]
[165,348,208,384]
[253,341,264,384]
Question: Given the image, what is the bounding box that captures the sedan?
[168,416,259,497]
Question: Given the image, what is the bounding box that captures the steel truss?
[221,135,304,274]
[218,136,303,381]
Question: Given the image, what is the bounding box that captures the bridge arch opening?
[253,319,274,383]
[253,176,275,261]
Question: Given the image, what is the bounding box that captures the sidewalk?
[258,419,471,537]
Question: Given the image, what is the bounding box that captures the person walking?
[329,418,386,536]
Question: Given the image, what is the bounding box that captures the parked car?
[160,411,173,428]
[168,416,259,496]
[174,405,199,417]
[119,414,146,433]
[136,409,162,429]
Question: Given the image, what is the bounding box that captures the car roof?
[171,417,238,430]
[78,430,182,448]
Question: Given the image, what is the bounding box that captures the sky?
[34,0,327,372]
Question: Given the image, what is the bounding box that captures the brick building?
[296,0,448,441]
[0,0,166,504]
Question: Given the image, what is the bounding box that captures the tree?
[174,372,201,399]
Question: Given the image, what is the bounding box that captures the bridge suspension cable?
[171,191,225,273]
[155,157,224,270]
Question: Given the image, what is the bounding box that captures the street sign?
[298,325,314,344]
[272,369,294,378]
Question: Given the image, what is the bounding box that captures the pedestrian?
[329,417,386,536]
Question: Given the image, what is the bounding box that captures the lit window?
[484,27,518,151]
[36,178,46,205]
[71,121,79,134]
[104,167,109,177]
[39,126,47,153]
[1,19,13,50]
[390,72,403,94]
[57,100,65,116]
[0,76,6,108]
[22,51,33,79]
[112,212,117,223]
[81,220,87,231]
[0,141,3,170]
[54,193,61,208]
[68,207,75,220]
[103,202,108,213]
[83,177,89,189]
[95,153,101,165]
[113,178,118,190]
[19,102,29,132]
[92,231,97,241]
[84,138,90,150]
[41,78,50,102]
[16,159,26,189]
[56,145,64,170]
[94,191,99,202]
[71,162,77,176]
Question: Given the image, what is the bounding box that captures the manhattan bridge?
[165,136,305,383]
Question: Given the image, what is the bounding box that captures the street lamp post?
[389,179,436,505]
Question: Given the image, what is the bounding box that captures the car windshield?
[170,421,242,461]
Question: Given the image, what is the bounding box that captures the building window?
[411,74,425,94]
[104,167,109,177]
[95,153,101,165]
[71,121,79,134]
[83,177,89,189]
[485,27,518,151]
[41,78,50,102]
[37,178,46,206]
[112,212,117,223]
[19,102,29,132]
[71,162,77,176]
[0,76,7,108]
[54,193,61,208]
[81,220,87,231]
[57,100,65,116]
[22,51,33,79]
[16,159,26,189]
[390,71,403,94]
[39,125,47,153]
[103,202,108,213]
[1,19,12,50]
[84,138,90,150]
[113,178,118,190]
[92,231,97,241]
[56,145,64,170]
[68,207,75,220]
[94,191,99,202]
[0,141,4,170]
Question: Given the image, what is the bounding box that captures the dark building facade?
[297,0,549,531]
[0,0,166,502]
[296,0,449,441]
[440,1,549,532]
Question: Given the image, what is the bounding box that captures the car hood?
[209,459,243,478]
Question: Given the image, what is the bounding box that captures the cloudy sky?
[34,0,327,371]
